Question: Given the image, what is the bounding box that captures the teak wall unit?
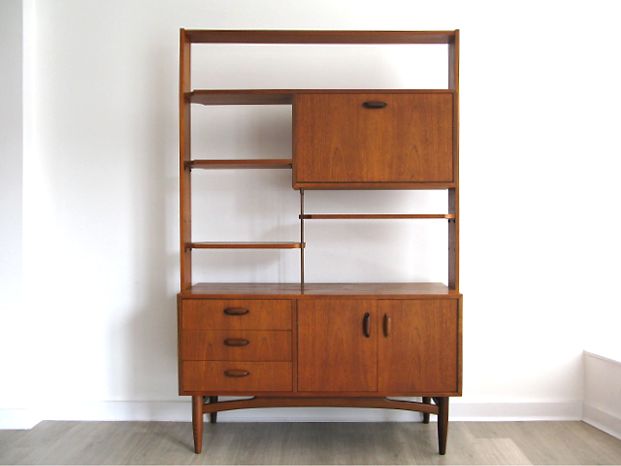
[178,29,462,456]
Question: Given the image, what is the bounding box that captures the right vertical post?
[448,30,460,291]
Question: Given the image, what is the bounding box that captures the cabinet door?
[298,300,377,392]
[378,300,458,393]
[294,92,453,185]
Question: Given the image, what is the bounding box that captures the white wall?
[4,0,621,426]
[0,0,29,428]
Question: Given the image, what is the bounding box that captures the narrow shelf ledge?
[189,90,294,105]
[187,159,292,170]
[300,213,455,220]
[189,242,305,250]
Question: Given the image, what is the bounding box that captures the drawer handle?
[383,314,391,337]
[362,101,387,109]
[224,369,250,378]
[224,338,250,347]
[363,312,371,338]
[223,307,249,316]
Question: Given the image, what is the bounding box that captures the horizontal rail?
[202,396,440,414]
[184,29,457,44]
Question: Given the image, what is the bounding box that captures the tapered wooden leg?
[437,397,449,455]
[209,396,218,423]
[422,397,431,424]
[192,395,204,454]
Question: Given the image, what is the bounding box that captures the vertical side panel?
[448,30,459,290]
[180,29,192,290]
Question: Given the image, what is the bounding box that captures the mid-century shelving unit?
[178,29,462,456]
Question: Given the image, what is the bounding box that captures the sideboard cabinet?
[178,30,462,456]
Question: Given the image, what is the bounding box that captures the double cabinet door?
[297,299,459,394]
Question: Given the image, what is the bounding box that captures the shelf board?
[188,159,292,170]
[188,89,453,106]
[184,30,457,45]
[181,282,459,298]
[300,213,455,220]
[189,242,305,250]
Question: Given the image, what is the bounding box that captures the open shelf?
[181,282,457,298]
[188,159,292,169]
[188,89,453,106]
[189,242,305,249]
[300,213,455,220]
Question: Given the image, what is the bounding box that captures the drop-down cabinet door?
[297,300,377,392]
[293,92,454,188]
[378,299,460,394]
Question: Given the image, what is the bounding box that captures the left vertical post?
[180,29,192,290]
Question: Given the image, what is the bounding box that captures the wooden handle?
[224,338,250,347]
[362,101,387,109]
[223,307,249,316]
[383,314,391,337]
[224,369,250,378]
[363,312,371,338]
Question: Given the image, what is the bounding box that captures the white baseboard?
[583,403,621,440]
[0,399,582,430]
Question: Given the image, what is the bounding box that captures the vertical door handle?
[363,312,371,338]
[383,314,391,337]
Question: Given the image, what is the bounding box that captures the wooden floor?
[1,421,620,464]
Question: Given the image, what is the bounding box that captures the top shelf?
[184,29,457,45]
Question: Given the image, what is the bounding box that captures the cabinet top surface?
[180,282,460,299]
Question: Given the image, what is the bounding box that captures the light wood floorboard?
[0,421,620,464]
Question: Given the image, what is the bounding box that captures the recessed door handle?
[362,101,387,109]
[363,312,371,338]
[383,314,391,337]
[224,369,250,378]
[224,338,250,347]
[223,307,249,316]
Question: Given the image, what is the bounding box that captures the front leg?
[192,395,204,453]
[436,397,449,455]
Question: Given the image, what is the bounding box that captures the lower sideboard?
[177,283,462,455]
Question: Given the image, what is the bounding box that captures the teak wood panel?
[180,329,292,361]
[294,93,453,185]
[297,300,377,392]
[378,300,458,393]
[181,300,292,330]
[182,361,292,391]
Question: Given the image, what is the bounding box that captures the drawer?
[180,330,292,361]
[181,299,292,330]
[182,361,292,392]
[294,92,453,184]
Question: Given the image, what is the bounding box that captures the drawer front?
[181,330,292,361]
[294,92,453,184]
[182,361,292,392]
[378,299,459,393]
[181,299,292,330]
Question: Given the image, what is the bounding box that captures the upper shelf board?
[183,30,458,45]
[188,89,454,106]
